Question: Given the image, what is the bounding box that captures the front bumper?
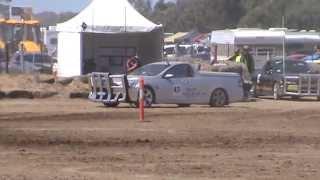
[283,75,320,96]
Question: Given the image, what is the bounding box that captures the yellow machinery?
[0,18,5,50]
[4,19,42,54]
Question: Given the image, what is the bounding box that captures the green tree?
[173,0,245,32]
[128,0,152,18]
[152,0,178,32]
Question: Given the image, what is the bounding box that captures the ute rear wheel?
[103,102,119,107]
[273,82,281,100]
[210,89,228,107]
[177,104,191,108]
[144,87,155,108]
[251,84,258,98]
[291,95,300,100]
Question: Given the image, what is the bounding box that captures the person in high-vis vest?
[229,46,255,99]
[228,49,240,62]
[233,46,255,75]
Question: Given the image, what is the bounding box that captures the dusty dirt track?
[1,98,320,179]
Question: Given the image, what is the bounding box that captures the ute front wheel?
[136,87,155,108]
[103,102,119,107]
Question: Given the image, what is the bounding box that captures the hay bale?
[74,75,90,84]
[38,78,55,84]
[0,91,5,99]
[219,65,243,74]
[69,92,89,99]
[210,62,243,74]
[32,91,58,99]
[57,77,74,86]
[7,90,34,99]
[209,62,252,82]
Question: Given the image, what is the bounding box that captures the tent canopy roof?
[57,0,162,33]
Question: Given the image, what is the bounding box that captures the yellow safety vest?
[235,55,242,63]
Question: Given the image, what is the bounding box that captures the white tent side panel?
[57,32,82,77]
[211,31,235,44]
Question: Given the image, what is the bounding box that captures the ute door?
[159,64,195,104]
[258,61,275,95]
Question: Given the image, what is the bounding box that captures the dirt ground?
[1,97,320,180]
[0,74,89,98]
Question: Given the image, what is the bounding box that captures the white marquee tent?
[57,0,163,77]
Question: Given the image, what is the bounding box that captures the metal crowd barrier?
[88,72,128,103]
[284,74,320,96]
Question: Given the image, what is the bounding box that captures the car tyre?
[103,102,119,107]
[291,95,300,100]
[273,82,281,100]
[251,84,258,98]
[210,88,228,107]
[177,104,191,108]
[135,87,155,108]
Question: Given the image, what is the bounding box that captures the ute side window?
[165,64,194,78]
[263,61,272,73]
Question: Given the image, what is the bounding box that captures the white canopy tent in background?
[211,28,320,45]
[57,0,163,77]
[57,0,161,33]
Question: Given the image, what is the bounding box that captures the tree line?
[35,0,320,33]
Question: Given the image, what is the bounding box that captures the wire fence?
[0,50,53,74]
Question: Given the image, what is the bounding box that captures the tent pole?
[124,6,127,33]
[125,6,127,74]
[282,31,286,77]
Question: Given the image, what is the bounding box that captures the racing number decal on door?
[173,84,182,95]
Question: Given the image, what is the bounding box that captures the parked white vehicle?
[89,61,244,107]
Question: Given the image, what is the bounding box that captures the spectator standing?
[229,46,255,99]
[127,55,140,73]
[52,60,58,82]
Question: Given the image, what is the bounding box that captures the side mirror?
[257,73,262,84]
[163,73,174,79]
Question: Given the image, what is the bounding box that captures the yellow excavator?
[0,18,6,61]
[3,18,42,54]
[0,18,5,51]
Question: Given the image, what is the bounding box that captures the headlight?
[128,80,138,88]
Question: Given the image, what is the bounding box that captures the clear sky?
[12,0,92,13]
[11,0,171,13]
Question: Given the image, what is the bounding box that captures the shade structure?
[57,0,163,77]
[56,0,161,33]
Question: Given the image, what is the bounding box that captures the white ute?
[89,61,244,107]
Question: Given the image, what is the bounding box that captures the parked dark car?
[9,53,53,74]
[252,58,320,100]
[303,53,320,64]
